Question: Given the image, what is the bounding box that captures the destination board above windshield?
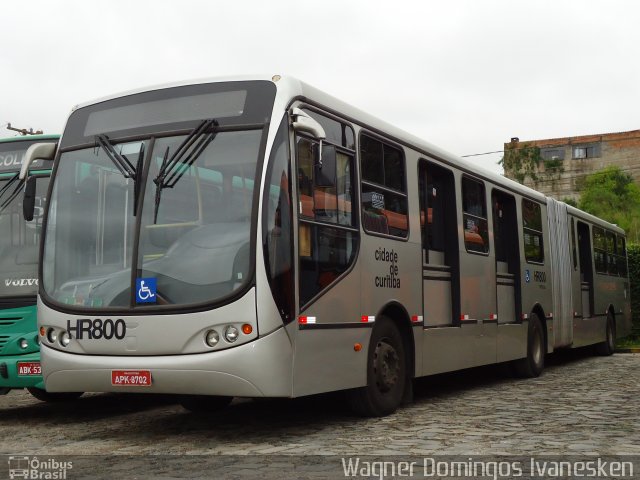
[0,141,52,173]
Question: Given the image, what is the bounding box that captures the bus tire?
[26,387,83,402]
[347,316,406,417]
[595,313,616,356]
[512,313,545,378]
[179,395,233,413]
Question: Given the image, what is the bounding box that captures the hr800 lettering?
[66,319,126,340]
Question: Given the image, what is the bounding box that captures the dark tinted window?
[264,116,294,322]
[462,177,488,254]
[607,231,618,275]
[522,199,544,263]
[297,114,358,308]
[360,134,408,238]
[593,227,607,273]
[302,109,355,150]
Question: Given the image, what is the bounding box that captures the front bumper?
[42,327,292,397]
[0,351,45,390]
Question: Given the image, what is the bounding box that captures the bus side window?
[461,177,488,254]
[617,235,627,277]
[592,227,607,274]
[360,134,408,238]
[264,116,294,323]
[297,123,358,307]
[522,199,543,263]
[606,231,618,275]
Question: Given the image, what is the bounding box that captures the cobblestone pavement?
[0,351,637,460]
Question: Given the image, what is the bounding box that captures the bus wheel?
[26,388,83,402]
[179,395,233,413]
[512,313,545,378]
[595,313,616,356]
[347,316,406,417]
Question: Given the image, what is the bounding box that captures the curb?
[615,348,640,353]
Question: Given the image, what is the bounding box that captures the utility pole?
[5,123,43,135]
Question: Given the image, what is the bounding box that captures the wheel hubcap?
[373,340,399,393]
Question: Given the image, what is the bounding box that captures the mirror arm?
[290,108,326,168]
[19,142,57,180]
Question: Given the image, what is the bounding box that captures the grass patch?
[616,335,640,349]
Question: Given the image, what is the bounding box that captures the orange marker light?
[242,324,253,335]
[354,343,362,352]
[39,327,46,336]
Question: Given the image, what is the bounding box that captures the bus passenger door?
[419,162,459,328]
[492,190,523,362]
[577,221,594,319]
[491,190,520,324]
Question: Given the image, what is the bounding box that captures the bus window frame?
[358,131,409,242]
[461,174,490,256]
[521,198,545,265]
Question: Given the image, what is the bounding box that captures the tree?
[499,143,542,185]
[499,142,564,187]
[578,166,640,243]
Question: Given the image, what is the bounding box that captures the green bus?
[0,135,80,401]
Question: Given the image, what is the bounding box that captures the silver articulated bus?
[25,76,631,416]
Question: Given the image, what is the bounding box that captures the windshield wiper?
[95,135,145,215]
[152,119,219,224]
[0,173,23,215]
[96,135,137,178]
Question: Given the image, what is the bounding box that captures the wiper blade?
[96,135,145,216]
[153,146,170,224]
[0,173,19,203]
[95,135,137,178]
[152,119,218,224]
[0,174,24,215]
[133,143,146,214]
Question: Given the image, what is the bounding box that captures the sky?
[2,0,639,175]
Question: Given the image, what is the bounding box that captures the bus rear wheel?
[347,316,406,417]
[595,313,616,356]
[27,388,83,402]
[179,395,233,413]
[512,313,545,378]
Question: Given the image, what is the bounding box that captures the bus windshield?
[43,129,263,309]
[0,141,51,298]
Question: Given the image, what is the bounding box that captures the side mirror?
[19,142,57,180]
[23,176,37,221]
[315,144,337,187]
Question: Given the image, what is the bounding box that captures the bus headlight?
[46,328,57,344]
[205,330,219,347]
[59,331,71,347]
[224,325,239,343]
[19,338,28,349]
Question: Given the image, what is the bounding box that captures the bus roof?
[0,134,60,144]
[68,74,624,236]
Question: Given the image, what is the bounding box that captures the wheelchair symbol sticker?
[525,269,531,283]
[136,278,157,303]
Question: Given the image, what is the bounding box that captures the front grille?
[0,319,19,328]
[0,335,9,353]
[0,363,7,379]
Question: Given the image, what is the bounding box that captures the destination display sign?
[0,143,52,173]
